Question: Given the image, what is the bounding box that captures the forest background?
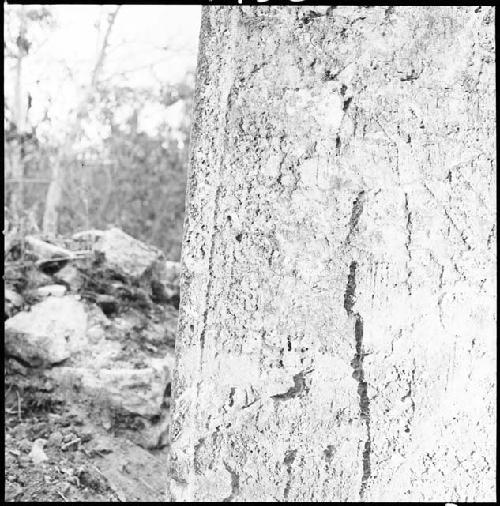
[4,4,201,260]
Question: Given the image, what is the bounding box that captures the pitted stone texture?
[168,5,495,503]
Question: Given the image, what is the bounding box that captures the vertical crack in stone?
[401,364,416,432]
[193,437,205,475]
[404,192,413,295]
[343,261,358,315]
[486,223,495,249]
[344,190,366,246]
[344,261,371,499]
[283,449,297,500]
[353,315,371,499]
[200,184,222,355]
[223,462,240,502]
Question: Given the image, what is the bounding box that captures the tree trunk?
[42,158,63,237]
[168,6,495,502]
[10,6,27,225]
[42,6,121,237]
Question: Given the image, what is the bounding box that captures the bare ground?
[4,361,169,502]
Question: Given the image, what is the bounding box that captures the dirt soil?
[4,362,169,502]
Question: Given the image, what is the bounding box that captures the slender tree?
[42,6,121,236]
[168,6,495,502]
[9,6,28,224]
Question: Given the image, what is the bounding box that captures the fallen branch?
[5,252,92,267]
[57,491,68,502]
[61,438,81,451]
[25,235,72,260]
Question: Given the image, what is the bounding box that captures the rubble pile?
[4,227,181,451]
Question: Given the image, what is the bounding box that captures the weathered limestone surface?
[48,357,173,418]
[5,295,88,366]
[168,6,495,502]
[93,227,164,279]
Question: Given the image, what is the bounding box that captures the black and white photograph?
[3,2,496,502]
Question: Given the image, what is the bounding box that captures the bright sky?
[50,5,201,85]
[5,4,201,140]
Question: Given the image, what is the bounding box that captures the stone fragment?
[30,284,67,298]
[93,228,164,279]
[152,260,181,305]
[161,260,181,297]
[54,264,83,291]
[47,431,64,449]
[48,356,173,418]
[85,304,110,343]
[28,439,48,465]
[4,296,88,366]
[5,287,23,307]
[72,229,105,244]
[25,235,70,260]
[128,411,171,450]
[25,269,53,288]
[96,294,119,316]
[5,288,23,317]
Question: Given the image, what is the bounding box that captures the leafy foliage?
[4,5,195,260]
[58,79,193,259]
